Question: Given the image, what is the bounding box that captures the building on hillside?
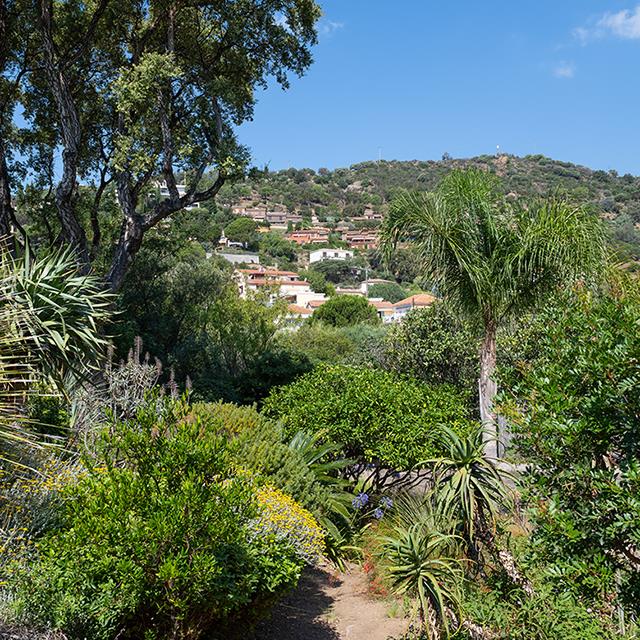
[157,182,200,210]
[286,227,331,246]
[235,267,326,308]
[309,248,354,264]
[334,287,366,297]
[265,211,287,225]
[393,293,437,320]
[358,278,396,294]
[369,299,396,323]
[218,230,245,249]
[341,230,379,250]
[285,303,314,327]
[216,252,260,265]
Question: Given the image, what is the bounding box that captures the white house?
[309,248,354,264]
[157,182,200,210]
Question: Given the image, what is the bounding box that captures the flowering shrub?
[253,486,324,564]
[6,398,305,640]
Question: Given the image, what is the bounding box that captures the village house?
[309,248,354,264]
[235,266,327,308]
[369,299,396,323]
[392,293,437,319]
[341,230,379,250]
[286,227,331,245]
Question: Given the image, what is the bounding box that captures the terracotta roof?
[369,300,394,310]
[239,268,299,276]
[248,279,310,287]
[287,304,313,315]
[307,299,327,308]
[394,293,437,308]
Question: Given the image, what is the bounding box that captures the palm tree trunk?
[479,321,498,458]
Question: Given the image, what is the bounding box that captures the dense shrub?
[500,279,640,617]
[311,295,380,327]
[262,364,474,470]
[383,303,478,391]
[8,399,311,640]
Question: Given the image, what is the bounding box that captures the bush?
[500,280,640,616]
[311,295,380,327]
[383,303,478,391]
[8,399,309,640]
[262,364,474,470]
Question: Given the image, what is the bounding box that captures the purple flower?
[351,492,370,510]
[373,508,384,520]
[379,496,393,510]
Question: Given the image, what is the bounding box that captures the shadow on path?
[253,566,342,640]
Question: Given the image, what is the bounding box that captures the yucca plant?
[0,244,113,459]
[381,169,606,457]
[3,245,113,387]
[380,522,463,639]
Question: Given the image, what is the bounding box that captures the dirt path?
[253,564,409,640]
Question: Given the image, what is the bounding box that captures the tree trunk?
[0,136,15,248]
[479,321,498,458]
[39,0,90,270]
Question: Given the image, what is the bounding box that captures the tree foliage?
[262,364,474,471]
[1,0,320,287]
[381,169,607,457]
[501,279,640,614]
[312,295,380,328]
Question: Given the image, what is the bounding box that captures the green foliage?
[225,217,259,248]
[426,427,511,546]
[383,303,478,391]
[1,247,112,460]
[456,582,620,640]
[312,295,380,327]
[367,281,407,303]
[189,402,353,562]
[8,399,305,640]
[299,268,331,293]
[381,525,462,639]
[258,232,298,263]
[262,364,474,470]
[118,237,303,404]
[500,279,640,613]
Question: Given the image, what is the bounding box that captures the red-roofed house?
[393,293,437,320]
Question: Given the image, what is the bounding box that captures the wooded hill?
[217,154,640,258]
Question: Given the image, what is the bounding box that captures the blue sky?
[240,1,640,174]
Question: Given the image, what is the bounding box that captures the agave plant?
[426,427,534,596]
[381,522,463,639]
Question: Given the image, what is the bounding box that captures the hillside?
[216,154,640,258]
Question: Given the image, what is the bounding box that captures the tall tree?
[3,0,320,288]
[381,169,606,457]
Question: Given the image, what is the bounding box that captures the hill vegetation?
[218,154,640,259]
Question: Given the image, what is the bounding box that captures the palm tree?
[381,169,606,457]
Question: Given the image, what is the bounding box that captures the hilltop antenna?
[496,144,500,157]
